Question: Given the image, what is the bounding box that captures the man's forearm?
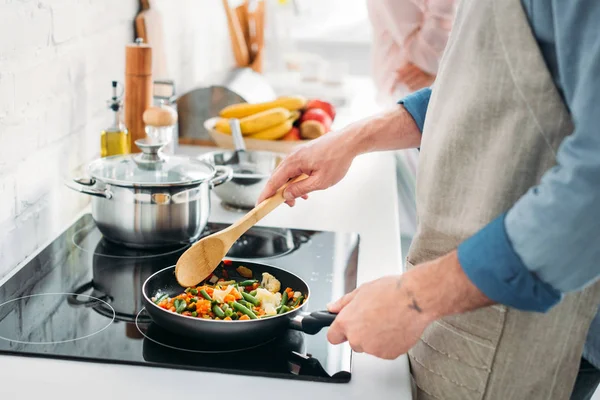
[402,251,495,321]
[344,105,422,156]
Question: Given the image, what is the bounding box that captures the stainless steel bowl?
[198,150,286,210]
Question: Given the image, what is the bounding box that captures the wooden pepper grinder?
[125,38,153,153]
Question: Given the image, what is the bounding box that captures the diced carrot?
[224,316,232,321]
[224,294,235,303]
[239,315,250,320]
[169,306,176,312]
[252,282,259,290]
[205,288,214,295]
[230,288,242,300]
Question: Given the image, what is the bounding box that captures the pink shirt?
[367,0,455,104]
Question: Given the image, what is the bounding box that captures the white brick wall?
[0,0,235,277]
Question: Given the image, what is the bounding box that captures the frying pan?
[142,260,337,348]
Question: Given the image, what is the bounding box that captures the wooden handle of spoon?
[224,174,308,242]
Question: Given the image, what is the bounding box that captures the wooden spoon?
[175,174,308,287]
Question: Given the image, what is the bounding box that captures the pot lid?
[87,139,215,187]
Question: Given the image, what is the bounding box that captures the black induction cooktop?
[0,214,359,383]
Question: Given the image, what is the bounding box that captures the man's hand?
[326,250,494,359]
[256,106,423,206]
[256,130,358,207]
[396,63,436,92]
[327,275,435,359]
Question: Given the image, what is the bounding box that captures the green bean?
[189,288,198,295]
[280,291,288,306]
[184,288,191,293]
[238,279,258,287]
[225,308,234,318]
[153,293,169,304]
[237,299,251,308]
[292,296,304,307]
[241,292,260,306]
[199,289,212,301]
[250,290,257,296]
[221,303,230,311]
[212,304,226,319]
[191,311,198,317]
[189,297,198,303]
[277,305,290,315]
[174,299,187,313]
[232,301,258,319]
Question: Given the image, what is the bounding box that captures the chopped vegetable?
[199,289,212,301]
[232,301,258,319]
[236,266,253,278]
[174,299,187,313]
[241,292,260,306]
[278,305,290,315]
[261,272,281,293]
[153,293,169,304]
[212,304,226,319]
[292,296,304,307]
[156,270,306,321]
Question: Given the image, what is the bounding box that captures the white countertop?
[0,147,412,399]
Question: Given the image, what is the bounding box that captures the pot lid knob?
[134,138,166,168]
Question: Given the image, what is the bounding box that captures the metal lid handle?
[135,138,167,165]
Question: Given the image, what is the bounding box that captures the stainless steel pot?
[67,139,233,248]
[198,149,285,210]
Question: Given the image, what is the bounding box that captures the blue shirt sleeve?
[458,0,600,311]
[398,87,432,132]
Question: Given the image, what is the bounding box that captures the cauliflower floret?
[212,285,234,303]
[255,288,282,315]
[261,272,281,293]
[263,303,278,316]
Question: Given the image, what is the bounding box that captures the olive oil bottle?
[100,81,130,157]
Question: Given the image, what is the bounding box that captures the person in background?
[366,0,456,248]
[366,0,455,106]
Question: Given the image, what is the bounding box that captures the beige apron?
[405,1,600,399]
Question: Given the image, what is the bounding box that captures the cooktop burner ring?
[135,308,276,354]
[72,224,190,260]
[0,292,115,345]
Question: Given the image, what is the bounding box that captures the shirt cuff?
[457,213,562,312]
[398,87,432,132]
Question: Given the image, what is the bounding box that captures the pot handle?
[65,177,113,199]
[67,281,111,307]
[290,311,337,335]
[210,165,233,188]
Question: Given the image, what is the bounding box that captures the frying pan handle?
[292,311,337,335]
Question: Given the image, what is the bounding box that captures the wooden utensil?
[175,174,308,287]
[222,0,250,67]
[248,0,264,73]
[235,0,250,55]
